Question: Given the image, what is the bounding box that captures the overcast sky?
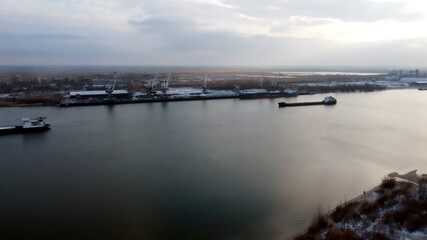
[1,0,427,66]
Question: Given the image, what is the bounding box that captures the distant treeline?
[296,84,387,93]
[172,79,387,93]
[0,94,61,107]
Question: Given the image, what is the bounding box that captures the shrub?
[325,229,363,240]
[405,212,427,232]
[388,187,410,203]
[380,177,396,190]
[330,201,359,223]
[359,202,379,222]
[375,189,385,195]
[307,212,331,235]
[383,210,408,228]
[294,234,317,240]
[375,194,390,208]
[370,232,391,240]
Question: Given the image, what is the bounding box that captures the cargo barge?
[0,117,51,135]
[278,96,337,107]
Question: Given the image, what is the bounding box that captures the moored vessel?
[0,117,51,135]
[278,96,337,107]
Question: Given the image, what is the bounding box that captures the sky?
[1,0,427,66]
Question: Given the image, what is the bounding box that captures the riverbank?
[294,170,427,240]
[0,94,60,107]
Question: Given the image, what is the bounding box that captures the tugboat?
[0,117,51,135]
[278,96,337,107]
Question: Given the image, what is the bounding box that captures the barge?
[278,96,337,107]
[0,117,51,135]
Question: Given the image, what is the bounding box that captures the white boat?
[0,117,51,135]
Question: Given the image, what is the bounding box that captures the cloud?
[282,0,405,22]
[0,32,117,64]
[1,0,427,66]
[189,0,234,9]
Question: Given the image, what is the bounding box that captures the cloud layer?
[1,0,427,66]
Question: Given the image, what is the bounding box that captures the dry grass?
[330,201,359,223]
[307,212,331,236]
[380,184,427,232]
[294,181,427,240]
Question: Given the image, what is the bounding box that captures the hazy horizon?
[0,64,420,71]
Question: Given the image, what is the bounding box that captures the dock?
[60,95,239,107]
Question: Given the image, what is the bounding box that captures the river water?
[1,89,427,240]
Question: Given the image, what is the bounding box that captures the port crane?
[145,73,157,95]
[106,72,118,94]
[259,73,264,88]
[233,77,240,93]
[160,73,170,96]
[233,84,240,93]
[269,80,278,91]
[202,74,208,94]
[269,74,278,91]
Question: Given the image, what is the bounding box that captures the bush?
[406,212,427,232]
[294,234,317,240]
[330,201,359,223]
[307,212,331,235]
[325,229,363,240]
[359,202,379,222]
[380,177,396,190]
[388,187,410,203]
[370,232,391,240]
[405,214,427,232]
[419,175,427,201]
[375,194,390,208]
[383,210,408,228]
[374,189,385,195]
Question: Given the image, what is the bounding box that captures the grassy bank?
[295,172,427,240]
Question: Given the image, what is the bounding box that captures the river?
[1,89,427,240]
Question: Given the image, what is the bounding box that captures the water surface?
[1,90,427,240]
